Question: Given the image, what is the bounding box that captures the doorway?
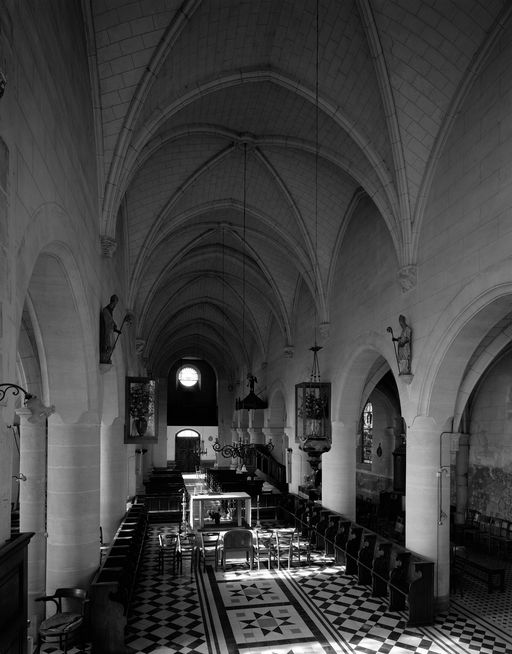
[175,430,201,472]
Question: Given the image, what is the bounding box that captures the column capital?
[21,396,55,424]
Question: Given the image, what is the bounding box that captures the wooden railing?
[254,445,287,490]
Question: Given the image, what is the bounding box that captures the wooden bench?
[454,546,505,593]
[280,493,434,627]
[89,505,148,654]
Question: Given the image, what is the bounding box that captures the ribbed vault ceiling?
[84,0,511,377]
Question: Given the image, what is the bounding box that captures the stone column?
[17,398,54,640]
[0,420,13,543]
[46,412,100,591]
[100,417,127,543]
[406,416,450,611]
[322,420,356,520]
[286,427,305,494]
[135,448,148,493]
[152,377,167,467]
[262,427,284,460]
[248,409,265,444]
[126,444,137,498]
[455,433,469,525]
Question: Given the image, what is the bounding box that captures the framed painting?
[124,376,158,443]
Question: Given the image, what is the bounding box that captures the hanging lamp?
[297,0,330,476]
[235,142,268,412]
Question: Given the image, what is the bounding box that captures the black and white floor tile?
[37,523,512,653]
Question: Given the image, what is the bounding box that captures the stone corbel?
[26,396,55,423]
[100,235,117,258]
[319,322,330,341]
[283,346,294,359]
[398,265,417,293]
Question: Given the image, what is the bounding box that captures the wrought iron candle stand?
[180,490,189,534]
[0,383,33,403]
[213,437,274,476]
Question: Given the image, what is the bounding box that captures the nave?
[127,526,512,654]
[42,523,512,654]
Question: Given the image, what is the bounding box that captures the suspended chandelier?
[296,0,331,476]
[235,143,267,412]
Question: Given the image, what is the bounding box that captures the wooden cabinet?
[0,533,33,654]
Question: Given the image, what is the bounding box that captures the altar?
[189,492,251,529]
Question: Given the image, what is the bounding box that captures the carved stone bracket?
[399,373,413,385]
[284,346,294,359]
[26,397,55,423]
[100,235,117,258]
[398,265,417,293]
[319,322,330,340]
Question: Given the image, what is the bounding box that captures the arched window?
[361,401,373,464]
[176,428,200,438]
[177,365,200,389]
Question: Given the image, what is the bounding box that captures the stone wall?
[468,350,512,519]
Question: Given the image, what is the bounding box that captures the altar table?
[189,492,251,529]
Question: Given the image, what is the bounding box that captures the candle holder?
[180,490,189,534]
[255,495,262,529]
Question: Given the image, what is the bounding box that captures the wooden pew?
[89,506,148,654]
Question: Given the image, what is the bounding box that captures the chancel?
[2,2,512,653]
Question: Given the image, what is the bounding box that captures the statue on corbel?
[387,315,412,378]
[99,294,133,364]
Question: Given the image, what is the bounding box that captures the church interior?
[1,1,512,652]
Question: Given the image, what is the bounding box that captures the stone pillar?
[126,444,137,498]
[100,417,127,543]
[248,427,265,444]
[248,409,265,444]
[152,377,167,467]
[0,420,13,543]
[17,399,54,640]
[135,448,148,493]
[286,427,305,494]
[455,433,470,526]
[262,426,284,462]
[322,421,356,520]
[46,412,100,591]
[406,416,450,611]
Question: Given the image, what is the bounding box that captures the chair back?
[223,528,253,549]
[255,529,275,549]
[53,588,88,615]
[159,532,178,549]
[201,531,220,547]
[179,532,197,552]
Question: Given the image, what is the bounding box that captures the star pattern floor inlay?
[35,522,512,653]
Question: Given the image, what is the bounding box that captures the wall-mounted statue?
[100,294,121,364]
[387,315,412,375]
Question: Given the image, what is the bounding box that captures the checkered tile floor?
[37,524,512,653]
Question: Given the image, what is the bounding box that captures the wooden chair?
[199,532,220,571]
[475,514,492,551]
[178,532,197,575]
[450,544,466,597]
[254,529,276,570]
[274,528,310,569]
[489,518,512,557]
[35,588,88,653]
[220,528,254,570]
[158,532,179,575]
